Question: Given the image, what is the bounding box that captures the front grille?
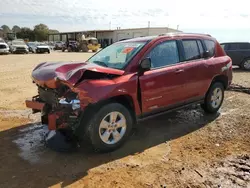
[16,47,25,50]
[38,87,58,105]
[0,45,7,49]
[37,48,48,52]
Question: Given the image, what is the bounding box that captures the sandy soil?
[0,52,249,188]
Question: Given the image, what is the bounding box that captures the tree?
[49,29,59,34]
[33,23,49,41]
[1,25,11,33]
[16,27,35,41]
[0,28,4,38]
[12,25,21,33]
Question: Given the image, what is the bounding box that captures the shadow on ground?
[0,106,219,187]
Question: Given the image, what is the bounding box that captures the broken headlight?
[59,98,80,110]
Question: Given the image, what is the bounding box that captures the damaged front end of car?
[26,83,82,133]
[25,61,124,145]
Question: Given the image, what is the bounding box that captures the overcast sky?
[1,0,250,42]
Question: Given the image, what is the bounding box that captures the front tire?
[84,103,133,152]
[201,82,224,114]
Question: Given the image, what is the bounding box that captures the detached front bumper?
[25,96,81,131]
[25,98,57,130]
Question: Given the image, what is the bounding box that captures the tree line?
[0,24,59,41]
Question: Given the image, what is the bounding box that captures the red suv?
[26,33,232,152]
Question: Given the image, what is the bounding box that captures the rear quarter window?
[204,40,215,57]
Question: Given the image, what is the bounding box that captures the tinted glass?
[239,43,250,49]
[197,40,204,57]
[204,40,215,57]
[148,40,179,68]
[183,40,200,61]
[228,43,239,50]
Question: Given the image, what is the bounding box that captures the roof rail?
[158,32,212,37]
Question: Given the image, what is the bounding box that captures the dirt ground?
[0,52,249,188]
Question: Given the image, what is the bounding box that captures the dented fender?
[70,73,142,115]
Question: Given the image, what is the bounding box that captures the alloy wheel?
[99,111,127,145]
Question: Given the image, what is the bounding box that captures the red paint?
[25,100,45,110]
[27,33,232,124]
[48,113,57,130]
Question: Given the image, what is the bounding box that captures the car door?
[179,39,212,101]
[139,40,188,114]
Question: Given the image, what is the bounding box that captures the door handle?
[175,69,184,74]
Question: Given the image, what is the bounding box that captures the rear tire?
[240,58,250,70]
[83,103,133,152]
[201,82,224,114]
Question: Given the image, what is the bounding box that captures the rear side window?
[182,40,200,61]
[228,43,239,50]
[204,40,215,57]
[148,40,180,68]
[238,43,250,50]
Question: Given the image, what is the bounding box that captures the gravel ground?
[0,52,249,188]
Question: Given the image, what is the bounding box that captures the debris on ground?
[228,84,250,94]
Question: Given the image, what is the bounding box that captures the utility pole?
[177,25,179,30]
[109,22,111,30]
[148,21,150,35]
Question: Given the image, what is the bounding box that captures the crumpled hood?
[32,61,124,88]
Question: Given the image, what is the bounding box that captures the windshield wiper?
[93,60,108,67]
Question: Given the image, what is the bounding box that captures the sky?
[1,0,250,42]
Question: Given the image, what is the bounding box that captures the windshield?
[28,42,36,46]
[88,41,146,70]
[12,41,25,45]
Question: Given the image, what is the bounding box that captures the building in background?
[48,27,181,48]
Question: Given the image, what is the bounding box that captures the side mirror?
[203,50,210,58]
[139,58,151,72]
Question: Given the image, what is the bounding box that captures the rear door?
[179,39,212,100]
[139,40,188,113]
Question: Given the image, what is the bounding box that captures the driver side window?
[148,40,180,68]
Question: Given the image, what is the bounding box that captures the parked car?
[9,39,29,54]
[25,33,232,152]
[62,40,79,52]
[0,41,10,54]
[27,42,37,53]
[220,42,250,70]
[35,42,50,54]
[54,41,64,50]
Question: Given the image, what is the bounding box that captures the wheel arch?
[210,74,228,90]
[98,95,137,125]
[82,94,137,126]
